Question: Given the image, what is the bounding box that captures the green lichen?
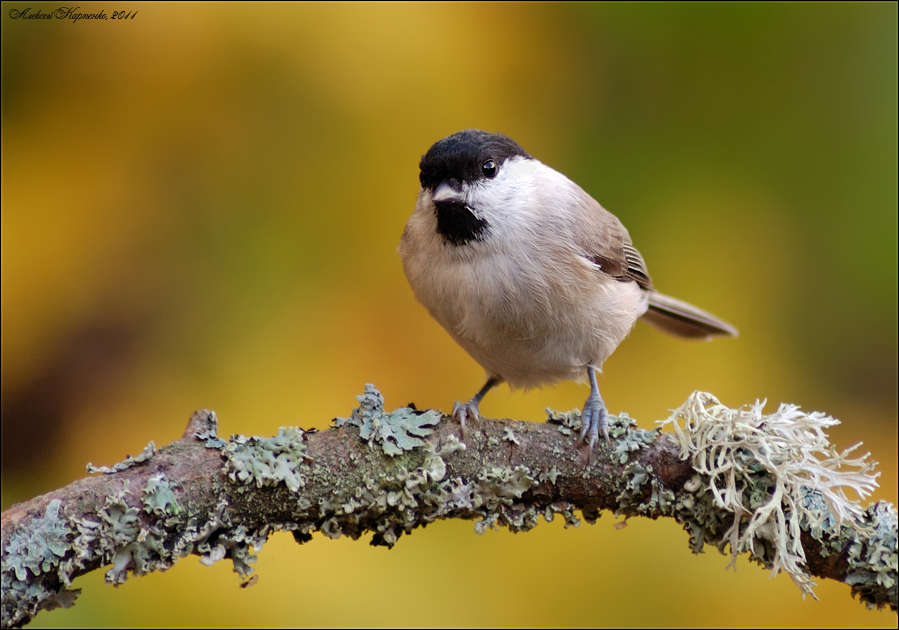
[502,428,520,445]
[608,413,656,465]
[541,502,582,527]
[69,480,265,591]
[845,501,898,609]
[335,384,441,456]
[616,461,651,507]
[437,434,466,458]
[142,474,182,517]
[315,450,467,547]
[223,426,309,492]
[314,391,548,547]
[193,410,228,449]
[545,408,655,464]
[474,466,533,511]
[3,423,310,626]
[473,466,537,534]
[1,488,176,627]
[0,540,81,628]
[70,486,147,584]
[545,407,581,436]
[197,524,266,579]
[538,467,561,485]
[4,500,70,582]
[615,460,676,518]
[7,386,892,626]
[85,442,156,474]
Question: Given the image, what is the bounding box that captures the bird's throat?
[434,201,488,246]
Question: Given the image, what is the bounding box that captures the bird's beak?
[432,182,464,205]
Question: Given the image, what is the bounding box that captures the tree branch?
[2,386,896,627]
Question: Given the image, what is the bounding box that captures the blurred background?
[2,2,896,627]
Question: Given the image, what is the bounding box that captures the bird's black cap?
[419,129,530,189]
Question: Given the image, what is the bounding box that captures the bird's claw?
[579,393,610,461]
[452,400,480,439]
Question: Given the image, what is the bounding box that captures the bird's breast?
[399,201,648,387]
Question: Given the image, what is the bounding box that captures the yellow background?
[2,3,896,627]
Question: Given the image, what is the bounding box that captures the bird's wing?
[571,188,654,290]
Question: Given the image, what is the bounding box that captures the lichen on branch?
[1,386,895,628]
[659,391,891,602]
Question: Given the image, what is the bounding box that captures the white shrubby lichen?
[659,391,883,599]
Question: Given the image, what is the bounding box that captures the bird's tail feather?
[641,292,738,340]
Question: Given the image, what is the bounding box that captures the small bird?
[398,129,736,451]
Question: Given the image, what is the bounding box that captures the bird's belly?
[416,252,647,388]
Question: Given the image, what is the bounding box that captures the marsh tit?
[398,129,737,452]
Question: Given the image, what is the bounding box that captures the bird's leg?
[579,366,611,452]
[452,375,503,439]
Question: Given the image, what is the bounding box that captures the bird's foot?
[579,392,610,459]
[452,400,480,439]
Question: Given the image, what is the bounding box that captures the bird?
[398,129,737,452]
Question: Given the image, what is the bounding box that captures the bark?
[1,391,896,628]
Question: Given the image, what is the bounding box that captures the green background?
[2,2,896,627]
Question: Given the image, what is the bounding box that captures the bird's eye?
[482,159,498,178]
